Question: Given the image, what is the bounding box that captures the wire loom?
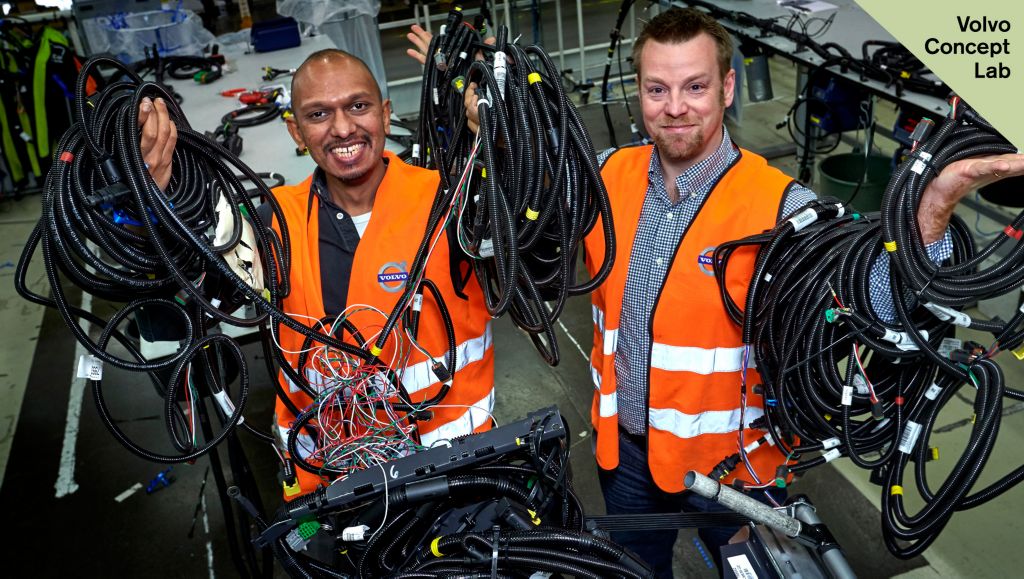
[405,9,615,365]
[14,55,455,480]
[714,100,1024,558]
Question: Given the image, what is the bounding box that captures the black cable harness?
[244,410,654,579]
[14,54,460,533]
[711,99,1024,558]
[400,8,615,365]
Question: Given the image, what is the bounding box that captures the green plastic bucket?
[817,153,891,212]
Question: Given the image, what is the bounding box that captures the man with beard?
[572,8,1024,577]
[139,49,496,499]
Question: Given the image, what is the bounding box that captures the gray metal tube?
[684,471,802,537]
[791,502,858,579]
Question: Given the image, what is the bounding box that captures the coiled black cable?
[395,13,614,366]
[712,100,1024,558]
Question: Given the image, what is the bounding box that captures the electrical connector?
[731,479,747,491]
[285,528,311,552]
[86,181,132,208]
[297,520,321,540]
[871,400,885,421]
[909,117,935,143]
[709,453,741,480]
[774,465,789,488]
[431,361,453,384]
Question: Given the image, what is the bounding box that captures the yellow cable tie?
[527,509,541,525]
[430,537,444,557]
[370,345,383,357]
[883,240,898,252]
[262,288,272,302]
[481,168,487,179]
[525,207,539,221]
[1012,344,1024,360]
[900,70,911,79]
[931,447,939,461]
[528,72,542,85]
[890,485,903,496]
[824,413,832,421]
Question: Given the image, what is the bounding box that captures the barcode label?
[727,554,759,579]
[925,382,942,401]
[899,421,923,454]
[77,354,103,381]
[841,385,853,406]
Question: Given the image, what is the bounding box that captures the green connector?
[825,309,838,323]
[297,520,321,540]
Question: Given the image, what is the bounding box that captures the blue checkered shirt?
[598,127,952,434]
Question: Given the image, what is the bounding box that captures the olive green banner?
[855,0,1023,148]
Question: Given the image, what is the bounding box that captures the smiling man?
[579,7,1024,578]
[259,49,496,497]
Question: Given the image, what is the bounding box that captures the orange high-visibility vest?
[586,144,795,493]
[269,151,494,497]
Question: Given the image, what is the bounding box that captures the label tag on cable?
[822,437,840,450]
[938,337,962,359]
[925,382,942,401]
[822,448,841,463]
[788,207,817,232]
[898,421,923,454]
[882,328,929,351]
[412,293,424,312]
[213,391,243,424]
[923,303,972,327]
[841,385,853,406]
[76,354,103,381]
[911,151,933,175]
[478,238,494,258]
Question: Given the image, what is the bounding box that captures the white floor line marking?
[114,482,143,503]
[203,493,216,579]
[556,318,589,363]
[55,290,91,498]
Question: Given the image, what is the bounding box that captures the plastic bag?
[276,0,379,26]
[82,9,215,64]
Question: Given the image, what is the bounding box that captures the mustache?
[324,136,370,151]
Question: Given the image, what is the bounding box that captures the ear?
[285,115,305,150]
[723,68,736,109]
[382,98,392,135]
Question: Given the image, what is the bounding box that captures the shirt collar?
[310,157,390,211]
[647,126,736,201]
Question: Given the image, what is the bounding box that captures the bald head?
[291,49,382,106]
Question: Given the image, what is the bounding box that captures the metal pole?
[576,0,585,81]
[555,0,565,73]
[424,2,432,35]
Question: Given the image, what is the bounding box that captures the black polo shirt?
[257,166,372,317]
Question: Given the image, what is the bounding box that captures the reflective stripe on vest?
[419,388,495,447]
[649,406,764,439]
[592,305,618,355]
[400,322,493,394]
[587,144,795,492]
[649,344,754,374]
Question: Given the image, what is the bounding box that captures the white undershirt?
[350,212,371,238]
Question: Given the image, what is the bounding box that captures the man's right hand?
[464,82,481,134]
[138,97,177,191]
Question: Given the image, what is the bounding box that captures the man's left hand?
[919,153,1024,244]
